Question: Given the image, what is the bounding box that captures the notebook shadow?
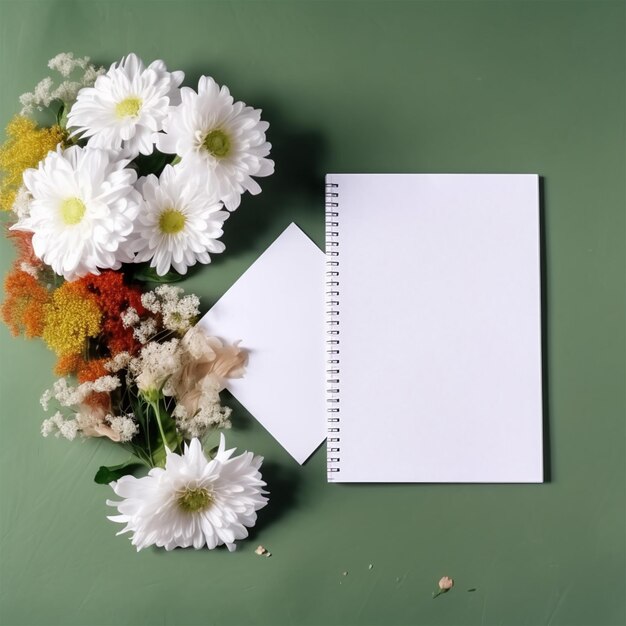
[538,176,552,483]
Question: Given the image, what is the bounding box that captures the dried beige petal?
[255,545,271,557]
[438,576,454,591]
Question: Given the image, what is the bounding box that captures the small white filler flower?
[68,53,183,158]
[11,145,140,281]
[131,164,229,275]
[155,76,274,211]
[107,435,268,551]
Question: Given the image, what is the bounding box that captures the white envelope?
[198,223,326,464]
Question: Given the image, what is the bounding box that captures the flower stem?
[150,400,169,451]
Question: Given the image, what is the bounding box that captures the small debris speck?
[368,564,373,570]
[467,588,477,592]
[254,545,271,557]
[342,571,348,576]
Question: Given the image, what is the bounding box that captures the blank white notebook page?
[326,174,543,483]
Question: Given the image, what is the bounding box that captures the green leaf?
[132,149,175,177]
[94,461,144,485]
[55,103,66,127]
[131,263,187,284]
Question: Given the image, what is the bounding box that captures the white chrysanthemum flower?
[11,145,140,281]
[155,76,274,211]
[131,164,229,275]
[107,435,268,551]
[68,53,184,158]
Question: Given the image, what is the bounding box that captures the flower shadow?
[180,65,327,261]
[247,458,301,540]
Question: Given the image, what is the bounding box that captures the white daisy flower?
[131,164,229,275]
[107,435,268,551]
[67,53,184,158]
[11,145,140,281]
[155,76,274,211]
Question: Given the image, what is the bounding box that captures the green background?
[0,1,624,625]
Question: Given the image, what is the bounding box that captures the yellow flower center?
[115,97,142,119]
[158,208,186,234]
[60,197,86,225]
[177,487,213,513]
[203,129,231,158]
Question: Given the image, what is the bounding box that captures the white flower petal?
[68,53,183,159]
[107,436,267,551]
[11,145,141,281]
[156,75,273,210]
[128,163,227,276]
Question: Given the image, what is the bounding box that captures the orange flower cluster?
[6,229,43,272]
[1,265,49,337]
[55,353,109,382]
[76,271,146,356]
[2,253,150,378]
[43,271,148,377]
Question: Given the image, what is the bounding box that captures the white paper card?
[198,223,326,464]
[327,174,543,483]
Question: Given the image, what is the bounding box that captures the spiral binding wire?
[326,180,340,477]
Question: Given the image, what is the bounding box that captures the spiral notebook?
[325,174,543,483]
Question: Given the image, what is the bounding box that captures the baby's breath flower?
[139,286,200,333]
[140,291,160,314]
[33,77,55,108]
[129,339,181,395]
[108,414,139,442]
[40,388,53,411]
[121,307,140,328]
[173,402,232,439]
[81,65,105,86]
[91,375,121,393]
[133,318,158,344]
[105,351,131,373]
[48,52,89,77]
[48,375,120,407]
[162,294,200,333]
[155,285,182,301]
[52,81,81,103]
[41,411,78,440]
[19,53,104,116]
[18,94,36,117]
[11,186,33,219]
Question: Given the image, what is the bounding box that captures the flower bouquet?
[0,53,274,551]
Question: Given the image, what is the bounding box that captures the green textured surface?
[0,1,624,625]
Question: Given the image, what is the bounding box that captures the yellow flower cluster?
[42,283,102,356]
[0,115,66,211]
